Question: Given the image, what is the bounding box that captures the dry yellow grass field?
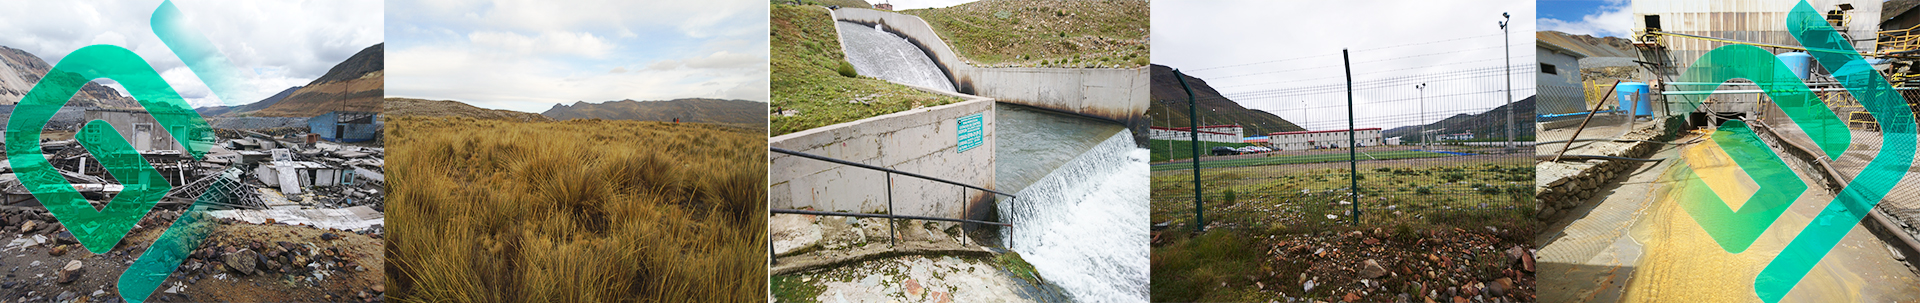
[383,116,767,302]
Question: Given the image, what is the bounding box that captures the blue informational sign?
[957,113,984,152]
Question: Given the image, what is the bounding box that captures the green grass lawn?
[1150,150,1458,171]
[1146,139,1253,162]
[770,4,963,137]
[901,0,1148,68]
[1150,161,1534,229]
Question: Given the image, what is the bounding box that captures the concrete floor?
[1536,132,1920,302]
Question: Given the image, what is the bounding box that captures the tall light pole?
[1501,12,1514,150]
[1416,83,1428,150]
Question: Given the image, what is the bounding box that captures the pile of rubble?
[0,123,385,302]
[1256,227,1536,303]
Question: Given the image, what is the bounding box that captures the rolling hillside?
[196,86,301,117]
[1382,96,1535,142]
[541,98,766,130]
[384,98,551,122]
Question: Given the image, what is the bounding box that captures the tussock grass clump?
[385,116,767,302]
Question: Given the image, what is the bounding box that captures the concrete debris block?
[770,214,824,256]
[58,260,82,284]
[206,206,384,231]
[1360,259,1390,279]
[225,248,261,276]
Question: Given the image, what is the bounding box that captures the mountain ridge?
[1148,64,1305,137]
[0,45,139,108]
[540,98,767,130]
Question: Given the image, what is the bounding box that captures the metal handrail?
[771,208,1011,226]
[771,147,1016,198]
[768,147,1016,251]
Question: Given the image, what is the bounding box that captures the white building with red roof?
[1266,128,1383,150]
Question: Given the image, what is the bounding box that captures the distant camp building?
[1149,125,1244,143]
[308,111,381,143]
[1436,132,1475,141]
[1266,128,1383,150]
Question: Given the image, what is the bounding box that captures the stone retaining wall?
[1534,116,1686,221]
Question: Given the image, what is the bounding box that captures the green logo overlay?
[4,1,250,302]
[1672,1,1916,302]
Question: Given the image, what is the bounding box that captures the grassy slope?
[901,0,1148,68]
[385,116,766,302]
[770,4,962,137]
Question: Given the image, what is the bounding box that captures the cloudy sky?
[1539,0,1631,37]
[386,0,768,113]
[1153,0,1535,133]
[0,0,383,108]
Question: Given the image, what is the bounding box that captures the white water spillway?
[835,21,956,91]
[997,105,1150,303]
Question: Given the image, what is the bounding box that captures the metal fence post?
[1345,49,1360,226]
[1174,69,1205,232]
[887,171,895,248]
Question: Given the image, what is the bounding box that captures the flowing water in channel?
[835,21,956,91]
[997,105,1150,303]
[836,19,1146,301]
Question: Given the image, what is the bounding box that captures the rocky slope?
[0,45,139,108]
[541,98,766,129]
[1148,64,1305,136]
[249,44,383,117]
[1536,31,1637,59]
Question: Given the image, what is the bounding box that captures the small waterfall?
[1000,130,1150,303]
[835,21,956,91]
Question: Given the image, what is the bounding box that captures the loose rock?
[59,260,83,284]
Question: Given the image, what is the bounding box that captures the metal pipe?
[887,171,895,248]
[1534,154,1667,162]
[1557,80,1624,162]
[771,209,1013,226]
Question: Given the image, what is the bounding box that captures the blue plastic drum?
[1616,82,1652,116]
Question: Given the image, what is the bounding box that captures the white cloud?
[387,0,769,111]
[468,30,616,58]
[684,51,761,69]
[646,60,682,71]
[1539,1,1633,38]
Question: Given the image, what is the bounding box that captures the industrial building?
[1632,0,1884,121]
[1149,125,1244,143]
[307,111,381,143]
[81,108,209,153]
[1537,36,1591,119]
[1265,128,1383,150]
